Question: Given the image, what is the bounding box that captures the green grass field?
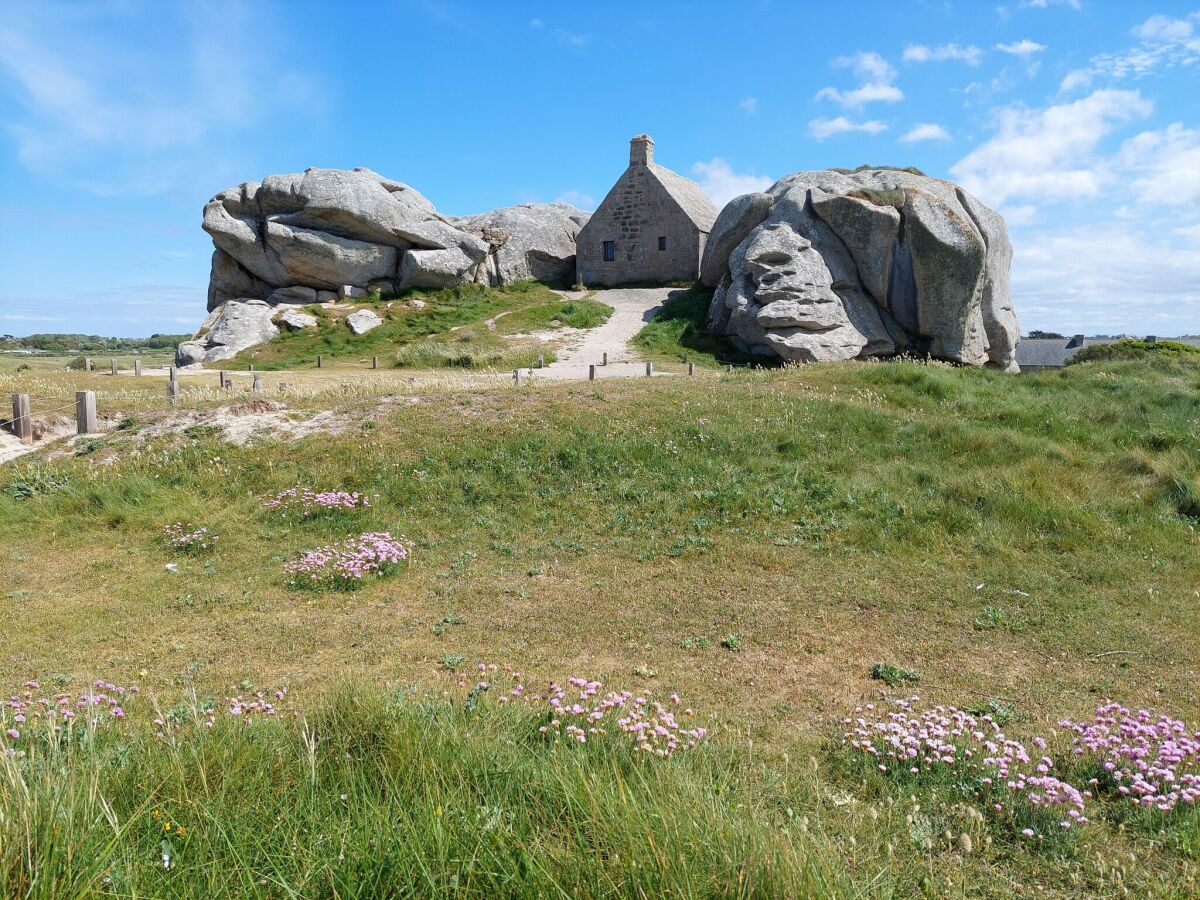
[1,351,1199,896]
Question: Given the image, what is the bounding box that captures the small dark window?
[658,236,667,252]
[603,240,615,262]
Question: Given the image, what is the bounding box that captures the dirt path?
[538,288,673,380]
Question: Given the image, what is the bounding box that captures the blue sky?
[1,0,1198,337]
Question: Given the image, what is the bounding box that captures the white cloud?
[1000,204,1037,226]
[1058,68,1092,94]
[739,96,758,114]
[816,51,902,109]
[903,43,984,65]
[529,18,544,28]
[553,189,596,210]
[950,89,1153,206]
[995,39,1046,56]
[691,158,773,208]
[1132,14,1195,44]
[1115,123,1200,207]
[0,2,323,195]
[807,117,888,141]
[816,83,903,107]
[1013,227,1200,335]
[1020,0,1082,9]
[900,123,951,143]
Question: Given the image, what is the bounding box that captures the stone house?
[576,135,718,286]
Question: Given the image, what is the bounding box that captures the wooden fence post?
[223,377,233,391]
[248,364,254,372]
[84,357,93,372]
[602,351,608,366]
[645,362,653,377]
[316,355,323,368]
[11,393,32,444]
[75,391,97,434]
[134,359,142,377]
[688,362,695,376]
[725,364,733,374]
[589,364,596,382]
[167,380,179,405]
[513,369,522,386]
[218,370,226,389]
[537,353,544,369]
[372,356,379,370]
[252,374,263,393]
[169,365,177,381]
[110,359,117,376]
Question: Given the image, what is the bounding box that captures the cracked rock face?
[454,204,590,286]
[701,169,1019,371]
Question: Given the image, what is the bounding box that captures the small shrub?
[870,663,921,687]
[965,697,1016,725]
[720,633,744,652]
[285,532,410,590]
[162,523,219,553]
[680,636,711,651]
[439,653,466,670]
[264,487,372,518]
[973,606,1008,631]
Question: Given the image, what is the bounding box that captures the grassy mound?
[224,282,609,371]
[1068,338,1200,365]
[631,283,760,367]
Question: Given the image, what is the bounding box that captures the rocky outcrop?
[454,204,590,286]
[701,169,1019,371]
[182,168,592,366]
[176,300,280,366]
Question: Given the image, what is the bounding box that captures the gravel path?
[538,288,674,380]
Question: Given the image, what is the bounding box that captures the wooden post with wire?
[75,391,97,435]
[10,393,32,444]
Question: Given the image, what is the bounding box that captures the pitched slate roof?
[649,164,718,232]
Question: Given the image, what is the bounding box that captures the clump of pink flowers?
[162,523,218,552]
[264,488,372,518]
[455,664,707,758]
[285,532,410,589]
[1060,702,1200,812]
[154,688,289,737]
[2,680,138,755]
[845,697,1200,839]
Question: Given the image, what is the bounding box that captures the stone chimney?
[629,134,654,166]
[1072,334,1085,347]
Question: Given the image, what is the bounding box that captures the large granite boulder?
[175,299,280,366]
[454,204,590,286]
[701,169,1019,371]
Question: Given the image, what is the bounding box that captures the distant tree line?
[10,333,189,353]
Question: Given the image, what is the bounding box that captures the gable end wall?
[576,167,707,286]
